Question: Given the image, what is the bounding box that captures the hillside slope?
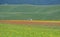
[0,5,60,20]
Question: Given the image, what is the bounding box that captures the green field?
[0,5,60,37]
[0,5,60,20]
[0,24,60,37]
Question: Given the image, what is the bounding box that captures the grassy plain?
[0,24,60,37]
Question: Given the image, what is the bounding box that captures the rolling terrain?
[0,5,60,20]
[0,5,60,37]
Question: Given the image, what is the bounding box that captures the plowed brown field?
[0,20,60,26]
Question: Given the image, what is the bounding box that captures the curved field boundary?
[0,20,60,25]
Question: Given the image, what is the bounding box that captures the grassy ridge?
[0,5,60,20]
[0,24,60,37]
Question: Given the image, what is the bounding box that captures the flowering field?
[0,24,60,37]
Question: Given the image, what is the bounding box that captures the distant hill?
[0,0,60,5]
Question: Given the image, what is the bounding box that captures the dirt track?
[0,20,60,26]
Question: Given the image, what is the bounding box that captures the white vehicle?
[27,18,32,21]
[30,19,32,21]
